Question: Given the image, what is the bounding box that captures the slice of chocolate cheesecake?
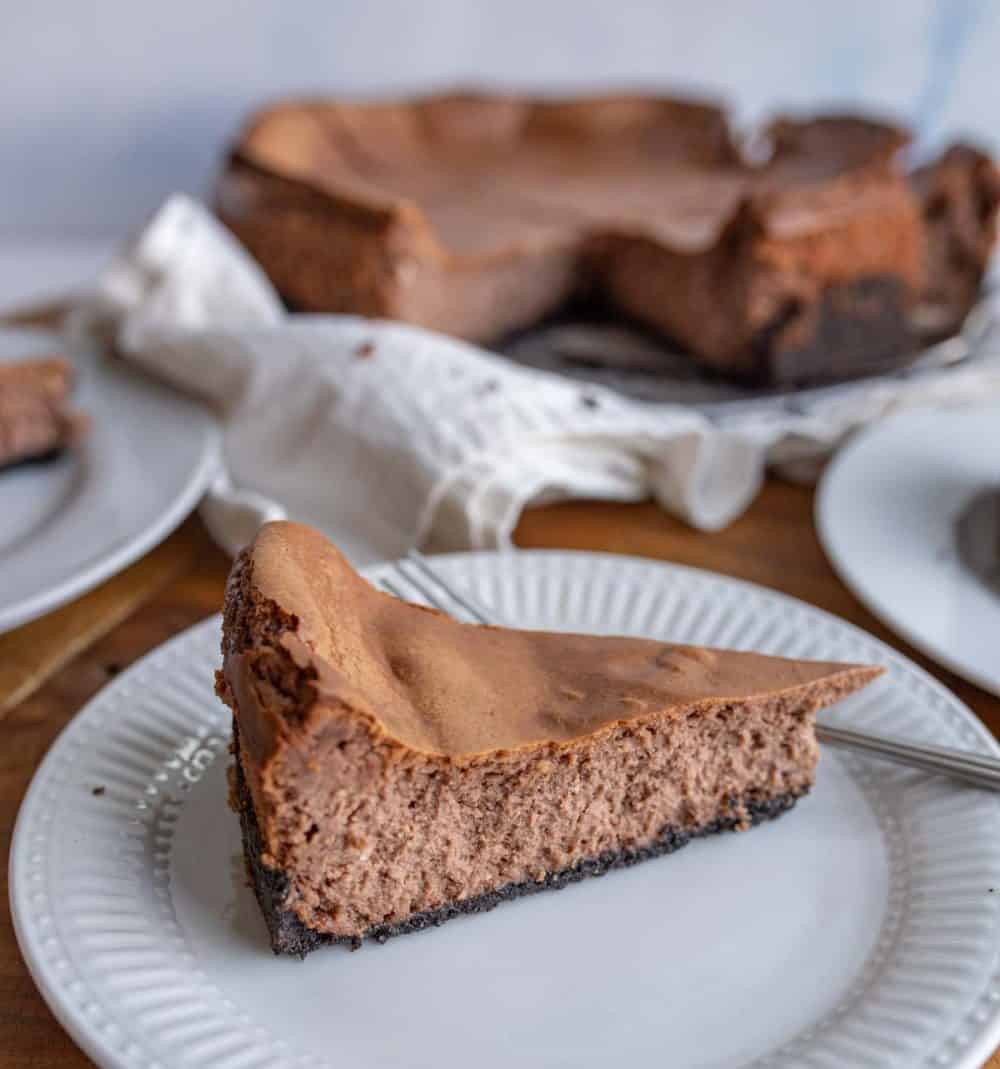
[0,357,88,470]
[217,522,882,957]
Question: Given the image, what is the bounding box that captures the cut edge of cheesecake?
[217,522,883,956]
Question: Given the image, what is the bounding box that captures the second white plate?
[817,401,1000,697]
[0,328,219,633]
[11,550,1000,1069]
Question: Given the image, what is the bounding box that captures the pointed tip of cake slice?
[805,660,885,705]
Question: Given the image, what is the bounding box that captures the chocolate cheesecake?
[217,93,999,383]
[0,357,87,470]
[217,522,882,957]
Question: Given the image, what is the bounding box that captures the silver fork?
[376,550,1000,792]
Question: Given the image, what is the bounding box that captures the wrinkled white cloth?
[70,194,1000,565]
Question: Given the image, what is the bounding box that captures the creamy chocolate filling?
[232,662,824,939]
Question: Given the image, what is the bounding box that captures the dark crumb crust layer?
[0,446,66,472]
[232,741,807,959]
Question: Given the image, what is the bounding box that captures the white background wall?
[3,0,999,236]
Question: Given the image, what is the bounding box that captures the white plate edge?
[0,420,220,635]
[815,412,1000,700]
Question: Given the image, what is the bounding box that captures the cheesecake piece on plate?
[0,357,87,471]
[217,522,881,956]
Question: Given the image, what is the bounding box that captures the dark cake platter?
[501,282,999,413]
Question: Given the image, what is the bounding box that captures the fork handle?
[403,551,1000,792]
[817,723,1000,791]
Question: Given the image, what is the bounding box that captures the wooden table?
[2,483,999,1067]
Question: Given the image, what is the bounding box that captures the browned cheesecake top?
[232,93,910,259]
[233,522,881,757]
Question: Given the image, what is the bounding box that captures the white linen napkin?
[71,194,1000,565]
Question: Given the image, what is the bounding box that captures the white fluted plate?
[11,551,1000,1069]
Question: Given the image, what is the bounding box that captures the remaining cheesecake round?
[217,93,1000,384]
